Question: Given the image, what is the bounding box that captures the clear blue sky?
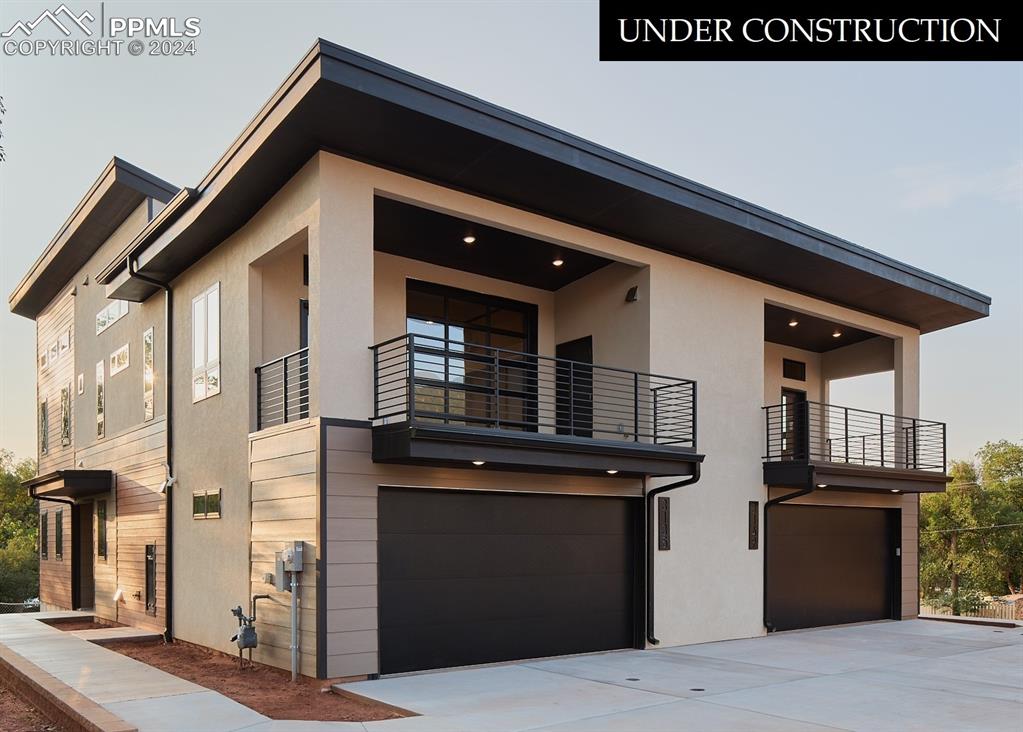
[1,2,1020,463]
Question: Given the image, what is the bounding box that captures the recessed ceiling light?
[471,460,486,466]
[832,330,842,338]
[463,235,476,244]
[816,483,828,488]
[552,258,565,267]
[891,489,901,493]
[788,318,799,327]
[606,469,619,475]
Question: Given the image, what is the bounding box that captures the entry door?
[766,505,899,631]
[556,336,593,438]
[72,504,95,610]
[378,487,640,674]
[780,388,807,459]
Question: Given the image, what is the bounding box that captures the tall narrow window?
[40,512,48,560]
[96,361,105,439]
[60,385,71,446]
[192,283,221,402]
[54,509,63,560]
[97,501,107,559]
[143,327,155,421]
[38,399,48,455]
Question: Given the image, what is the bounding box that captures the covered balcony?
[369,333,699,477]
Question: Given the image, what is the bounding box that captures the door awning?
[24,470,113,501]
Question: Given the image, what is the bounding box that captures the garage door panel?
[767,505,897,632]
[378,487,638,674]
[380,572,633,627]
[378,533,631,580]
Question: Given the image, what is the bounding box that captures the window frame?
[192,488,222,519]
[143,327,155,421]
[38,399,49,455]
[191,283,221,403]
[54,509,63,560]
[60,384,71,447]
[109,343,130,377]
[95,299,129,335]
[97,500,107,559]
[96,360,105,439]
[782,358,807,382]
[40,511,48,560]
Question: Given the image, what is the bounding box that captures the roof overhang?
[9,158,178,319]
[373,423,704,478]
[765,460,951,494]
[98,40,989,333]
[24,470,114,501]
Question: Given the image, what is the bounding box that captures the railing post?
[372,345,379,421]
[911,418,918,470]
[843,408,849,462]
[407,335,415,425]
[255,366,262,431]
[653,386,659,445]
[879,412,884,467]
[691,381,696,450]
[633,372,640,442]
[569,362,575,436]
[282,354,289,425]
[494,351,501,430]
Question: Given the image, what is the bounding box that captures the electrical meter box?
[283,541,303,572]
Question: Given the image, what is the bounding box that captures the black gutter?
[645,462,701,645]
[762,480,815,632]
[126,255,175,642]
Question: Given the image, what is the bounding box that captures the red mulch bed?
[0,682,67,732]
[104,640,406,722]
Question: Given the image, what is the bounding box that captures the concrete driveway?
[344,620,1023,731]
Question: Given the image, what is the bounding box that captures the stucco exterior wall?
[170,157,319,656]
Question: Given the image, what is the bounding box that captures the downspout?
[645,462,701,645]
[762,479,814,632]
[125,256,175,642]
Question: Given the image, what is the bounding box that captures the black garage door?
[766,505,899,632]
[378,487,640,674]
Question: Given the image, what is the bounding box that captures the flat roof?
[88,39,988,332]
[8,158,178,319]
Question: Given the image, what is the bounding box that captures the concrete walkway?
[2,613,1021,731]
[341,620,1023,731]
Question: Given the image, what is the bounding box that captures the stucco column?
[309,153,376,420]
[894,332,922,619]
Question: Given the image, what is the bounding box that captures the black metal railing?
[371,334,696,449]
[763,400,946,472]
[255,347,309,430]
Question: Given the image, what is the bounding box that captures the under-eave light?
[832,330,842,338]
[463,235,476,244]
[606,469,619,475]
[472,460,486,466]
[552,258,564,267]
[891,489,901,493]
[816,483,828,488]
[788,318,799,327]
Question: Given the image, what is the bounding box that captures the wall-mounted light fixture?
[625,286,640,303]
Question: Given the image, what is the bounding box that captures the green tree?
[0,450,38,603]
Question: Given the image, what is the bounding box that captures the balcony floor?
[763,459,951,494]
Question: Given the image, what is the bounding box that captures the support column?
[894,333,921,619]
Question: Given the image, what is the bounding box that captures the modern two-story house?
[10,40,990,679]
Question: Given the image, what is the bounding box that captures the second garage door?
[378,487,640,674]
[766,504,899,632]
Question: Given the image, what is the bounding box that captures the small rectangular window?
[77,373,84,395]
[749,501,760,550]
[192,283,221,402]
[192,488,221,519]
[40,348,48,370]
[38,399,48,455]
[143,327,155,421]
[96,299,129,334]
[60,385,71,446]
[96,361,105,439]
[97,501,107,559]
[40,512,48,560]
[55,509,63,559]
[782,358,806,381]
[110,343,130,376]
[58,328,71,356]
[657,496,670,551]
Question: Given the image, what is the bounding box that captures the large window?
[192,283,221,402]
[40,512,48,560]
[38,399,48,455]
[54,509,63,560]
[97,500,107,559]
[143,327,155,421]
[405,281,537,430]
[96,361,105,439]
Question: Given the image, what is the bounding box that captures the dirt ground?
[105,640,406,722]
[40,620,112,632]
[0,682,67,732]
